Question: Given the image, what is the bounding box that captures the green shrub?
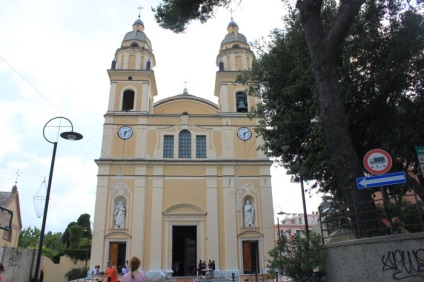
[267,231,325,281]
[65,267,88,281]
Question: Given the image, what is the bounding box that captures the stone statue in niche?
[114,200,126,228]
[244,200,255,227]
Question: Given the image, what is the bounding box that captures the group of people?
[197,259,215,277]
[95,257,147,282]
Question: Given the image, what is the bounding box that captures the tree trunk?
[297,0,382,235]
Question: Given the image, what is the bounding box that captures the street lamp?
[33,117,83,282]
[276,211,286,240]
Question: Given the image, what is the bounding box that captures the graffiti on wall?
[7,248,21,267]
[381,249,424,280]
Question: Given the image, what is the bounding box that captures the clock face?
[237,127,252,140]
[118,126,133,140]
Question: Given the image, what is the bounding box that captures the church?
[91,14,275,278]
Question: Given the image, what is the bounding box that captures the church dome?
[222,32,247,45]
[227,20,238,28]
[122,17,152,49]
[221,20,247,45]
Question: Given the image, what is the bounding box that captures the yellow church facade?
[91,16,275,278]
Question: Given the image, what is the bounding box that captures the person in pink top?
[121,256,147,282]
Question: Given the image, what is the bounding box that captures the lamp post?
[297,146,309,240]
[33,117,83,282]
[286,123,310,240]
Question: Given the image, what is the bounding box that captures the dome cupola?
[111,16,156,71]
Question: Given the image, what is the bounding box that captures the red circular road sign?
[363,149,392,174]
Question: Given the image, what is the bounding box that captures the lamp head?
[60,131,83,141]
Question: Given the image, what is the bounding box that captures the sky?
[0,0,323,233]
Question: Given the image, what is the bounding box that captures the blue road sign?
[357,171,406,189]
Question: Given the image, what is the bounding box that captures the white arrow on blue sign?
[357,171,406,189]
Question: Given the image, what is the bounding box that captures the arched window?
[122,90,134,111]
[236,91,248,112]
[178,130,191,158]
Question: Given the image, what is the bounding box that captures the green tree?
[241,1,424,197]
[267,231,324,281]
[44,231,65,253]
[18,226,41,248]
[77,213,92,240]
[62,221,76,247]
[69,224,83,249]
[62,214,92,247]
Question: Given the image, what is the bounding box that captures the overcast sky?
[0,0,323,233]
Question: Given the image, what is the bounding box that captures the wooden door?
[242,240,259,274]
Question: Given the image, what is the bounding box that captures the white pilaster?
[149,165,164,270]
[206,166,219,264]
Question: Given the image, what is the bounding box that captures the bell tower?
[92,15,157,269]
[107,16,157,115]
[214,20,256,114]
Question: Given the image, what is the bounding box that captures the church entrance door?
[109,242,127,270]
[172,226,197,276]
[242,240,259,274]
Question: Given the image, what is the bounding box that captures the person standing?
[0,262,4,281]
[104,260,118,282]
[211,260,215,278]
[197,260,203,276]
[122,256,147,282]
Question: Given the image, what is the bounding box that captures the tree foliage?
[240,0,424,200]
[18,226,65,261]
[43,231,65,253]
[69,224,83,249]
[267,231,324,281]
[18,226,41,248]
[62,213,92,247]
[153,0,231,33]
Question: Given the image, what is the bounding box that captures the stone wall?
[42,253,88,282]
[0,247,89,282]
[0,247,37,282]
[324,232,424,282]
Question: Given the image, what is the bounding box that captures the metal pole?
[296,144,309,240]
[33,142,57,282]
[277,217,281,241]
[300,173,309,240]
